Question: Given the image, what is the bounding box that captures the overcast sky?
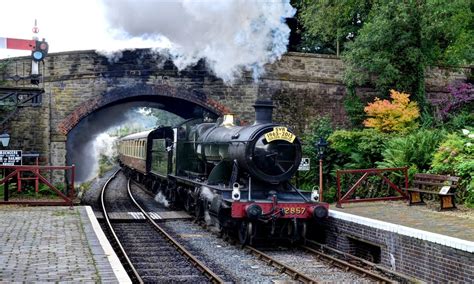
[0,0,295,82]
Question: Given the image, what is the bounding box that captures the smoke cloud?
[67,101,171,182]
[101,0,295,82]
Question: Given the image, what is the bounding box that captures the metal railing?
[336,167,408,208]
[0,164,75,205]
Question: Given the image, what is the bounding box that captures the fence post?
[336,170,342,208]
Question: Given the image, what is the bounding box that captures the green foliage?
[296,1,473,121]
[343,87,366,128]
[430,130,474,205]
[343,2,426,105]
[296,0,373,54]
[377,129,447,173]
[443,111,474,131]
[328,129,389,169]
[98,154,115,178]
[296,116,336,191]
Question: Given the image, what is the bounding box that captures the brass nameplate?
[265,127,296,143]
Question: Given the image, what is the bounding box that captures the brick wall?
[315,217,473,282]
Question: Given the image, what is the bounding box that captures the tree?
[297,1,473,122]
[295,0,374,55]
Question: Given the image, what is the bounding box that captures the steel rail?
[244,245,318,284]
[100,169,143,284]
[305,240,416,283]
[127,179,225,284]
[301,241,395,283]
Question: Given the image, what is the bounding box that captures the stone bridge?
[0,49,468,176]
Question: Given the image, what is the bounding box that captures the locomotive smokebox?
[253,99,274,125]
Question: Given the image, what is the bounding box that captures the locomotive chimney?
[253,99,274,124]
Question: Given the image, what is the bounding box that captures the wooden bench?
[406,173,460,210]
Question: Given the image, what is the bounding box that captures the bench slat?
[406,188,454,195]
[413,180,458,188]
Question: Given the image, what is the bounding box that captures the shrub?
[430,129,474,206]
[364,90,420,133]
[440,83,474,120]
[328,129,389,169]
[377,129,447,176]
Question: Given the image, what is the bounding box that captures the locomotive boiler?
[118,100,329,244]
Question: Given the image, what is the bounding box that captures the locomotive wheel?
[238,221,254,246]
[183,193,193,212]
[194,199,204,220]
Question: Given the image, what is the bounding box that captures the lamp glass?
[0,133,10,147]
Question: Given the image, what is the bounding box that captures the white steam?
[154,192,170,207]
[83,133,117,181]
[101,0,295,83]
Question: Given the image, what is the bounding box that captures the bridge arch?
[58,83,230,135]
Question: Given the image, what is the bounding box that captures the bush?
[328,129,390,169]
[364,90,420,133]
[440,83,474,121]
[377,129,447,175]
[430,129,474,206]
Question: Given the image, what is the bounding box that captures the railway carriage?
[118,100,329,244]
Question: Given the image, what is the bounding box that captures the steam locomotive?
[117,100,329,244]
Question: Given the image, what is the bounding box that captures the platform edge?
[329,210,474,253]
[84,206,132,283]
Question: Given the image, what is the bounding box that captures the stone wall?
[0,50,470,167]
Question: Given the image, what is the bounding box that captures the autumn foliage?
[364,90,420,133]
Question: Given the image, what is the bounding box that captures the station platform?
[324,200,473,282]
[0,206,130,283]
[331,200,474,249]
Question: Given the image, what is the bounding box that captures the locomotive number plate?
[283,207,306,215]
[265,127,296,143]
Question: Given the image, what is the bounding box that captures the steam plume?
[101,0,295,82]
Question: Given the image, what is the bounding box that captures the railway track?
[303,240,415,283]
[100,170,224,283]
[244,240,416,283]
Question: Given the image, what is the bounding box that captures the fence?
[336,167,408,208]
[0,164,75,206]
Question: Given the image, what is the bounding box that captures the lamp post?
[316,137,328,202]
[0,133,10,147]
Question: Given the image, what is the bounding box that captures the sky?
[0,0,295,82]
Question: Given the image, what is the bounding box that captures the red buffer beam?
[0,37,36,50]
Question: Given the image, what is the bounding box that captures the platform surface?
[331,200,474,242]
[0,206,130,283]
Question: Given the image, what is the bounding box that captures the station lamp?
[315,137,328,202]
[0,132,10,147]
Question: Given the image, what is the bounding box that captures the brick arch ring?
[57,84,231,135]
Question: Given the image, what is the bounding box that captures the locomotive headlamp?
[245,204,263,220]
[232,182,241,201]
[311,188,320,202]
[221,114,235,127]
[312,205,328,219]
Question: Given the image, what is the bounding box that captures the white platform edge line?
[329,210,474,253]
[85,206,132,283]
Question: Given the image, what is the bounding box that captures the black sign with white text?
[0,150,22,166]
